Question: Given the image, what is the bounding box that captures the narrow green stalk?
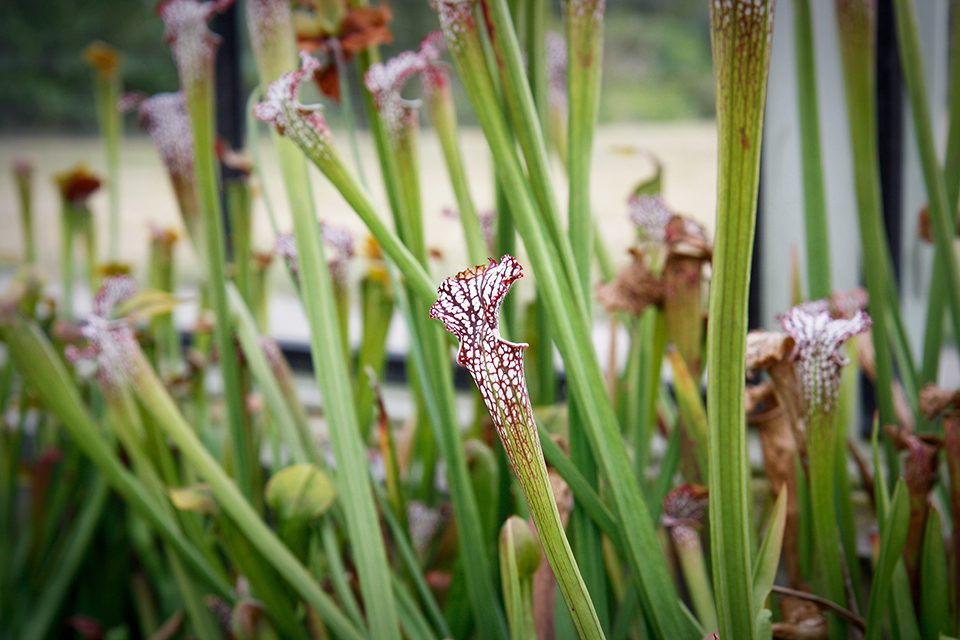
[435,6,693,636]
[60,202,77,317]
[226,177,254,307]
[891,0,960,373]
[228,284,322,466]
[834,432,863,612]
[425,76,487,264]
[478,0,590,319]
[835,0,903,429]
[430,257,606,640]
[919,507,951,638]
[389,125,426,261]
[20,476,109,640]
[629,314,663,477]
[794,0,832,299]
[183,74,255,500]
[672,525,718,633]
[321,521,365,628]
[13,161,36,264]
[0,313,233,601]
[129,348,366,640]
[567,0,603,295]
[166,552,223,640]
[495,174,519,339]
[707,3,776,639]
[864,481,911,640]
[566,6,608,627]
[331,42,370,188]
[80,208,98,292]
[355,269,395,433]
[85,42,123,260]
[148,226,179,377]
[525,0,548,136]
[921,0,960,385]
[392,573,441,640]
[500,516,541,640]
[808,412,850,637]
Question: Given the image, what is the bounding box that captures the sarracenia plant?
[83,41,123,262]
[54,163,102,317]
[707,2,775,638]
[430,255,605,640]
[780,301,872,637]
[7,0,960,638]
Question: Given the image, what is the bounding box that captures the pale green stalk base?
[567,6,608,629]
[129,349,366,640]
[673,526,718,633]
[16,172,35,264]
[487,399,605,639]
[807,411,849,638]
[500,517,539,640]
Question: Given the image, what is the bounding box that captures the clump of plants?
[1,1,958,639]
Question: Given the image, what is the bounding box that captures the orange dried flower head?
[83,41,122,75]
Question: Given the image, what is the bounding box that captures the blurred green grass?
[0,1,714,132]
[601,8,714,122]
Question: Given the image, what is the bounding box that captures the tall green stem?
[794,0,832,299]
[425,78,487,265]
[834,0,902,429]
[566,0,607,629]
[176,35,255,502]
[807,412,849,637]
[707,3,776,639]
[921,0,960,385]
[891,0,960,379]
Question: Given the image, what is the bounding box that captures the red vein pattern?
[429,256,536,458]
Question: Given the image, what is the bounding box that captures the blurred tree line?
[0,0,712,133]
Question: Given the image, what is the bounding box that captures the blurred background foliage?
[0,0,714,133]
